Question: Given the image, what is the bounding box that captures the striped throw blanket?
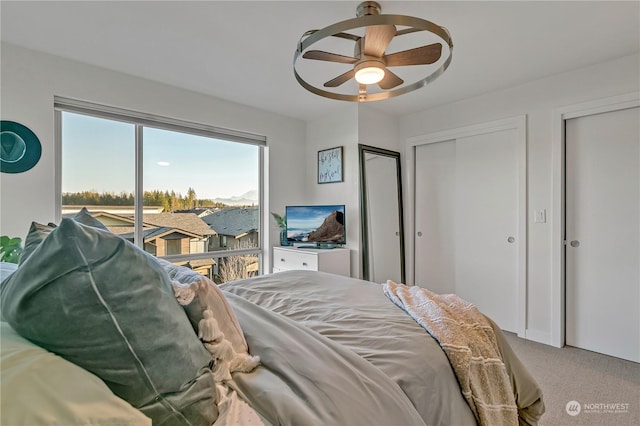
[382,280,518,426]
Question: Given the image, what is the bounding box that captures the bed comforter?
[221,270,544,426]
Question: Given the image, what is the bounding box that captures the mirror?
[359,144,405,283]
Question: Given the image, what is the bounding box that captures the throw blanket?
[383,280,519,426]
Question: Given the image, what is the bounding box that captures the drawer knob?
[302,262,308,266]
[281,258,285,262]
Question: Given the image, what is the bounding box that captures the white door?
[414,129,519,332]
[565,106,639,362]
[414,139,456,296]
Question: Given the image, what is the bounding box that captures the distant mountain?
[213,190,258,206]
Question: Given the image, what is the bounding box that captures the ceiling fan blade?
[324,69,356,87]
[384,43,443,67]
[363,25,396,57]
[378,68,404,90]
[303,50,358,64]
[331,32,361,42]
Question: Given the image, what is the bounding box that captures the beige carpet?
[504,332,639,426]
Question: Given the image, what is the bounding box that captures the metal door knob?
[417,231,423,237]
[570,240,580,247]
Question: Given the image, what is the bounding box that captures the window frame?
[54,97,266,276]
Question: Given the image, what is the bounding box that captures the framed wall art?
[318,146,343,184]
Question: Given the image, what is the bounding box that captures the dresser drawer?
[272,247,350,276]
[273,249,318,271]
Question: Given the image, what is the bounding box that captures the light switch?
[534,209,546,223]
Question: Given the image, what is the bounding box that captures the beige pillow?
[159,258,249,355]
[1,322,151,425]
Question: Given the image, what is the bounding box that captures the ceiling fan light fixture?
[354,62,385,84]
[293,1,454,102]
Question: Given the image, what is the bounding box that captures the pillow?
[0,218,218,425]
[158,258,248,355]
[73,206,109,231]
[1,321,151,425]
[18,208,107,265]
[18,222,55,265]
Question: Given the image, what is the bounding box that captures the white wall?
[358,106,402,155]
[0,43,307,270]
[305,105,360,276]
[400,53,640,344]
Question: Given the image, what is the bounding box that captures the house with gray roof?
[174,208,218,218]
[201,207,259,250]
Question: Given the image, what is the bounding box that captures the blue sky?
[61,112,258,200]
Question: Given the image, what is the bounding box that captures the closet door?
[414,129,519,332]
[565,106,639,362]
[414,139,456,295]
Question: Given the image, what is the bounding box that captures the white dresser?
[272,246,350,277]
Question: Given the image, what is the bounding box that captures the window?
[165,238,182,256]
[56,98,265,283]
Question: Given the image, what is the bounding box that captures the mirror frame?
[358,144,406,283]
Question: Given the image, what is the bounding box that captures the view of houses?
[62,205,259,283]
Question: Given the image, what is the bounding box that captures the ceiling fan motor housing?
[357,1,382,17]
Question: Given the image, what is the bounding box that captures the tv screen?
[285,205,346,247]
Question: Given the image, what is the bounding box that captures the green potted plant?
[270,212,291,246]
[0,236,23,264]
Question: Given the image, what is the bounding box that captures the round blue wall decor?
[1,120,42,173]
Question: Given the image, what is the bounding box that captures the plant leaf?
[270,212,287,229]
[0,235,23,264]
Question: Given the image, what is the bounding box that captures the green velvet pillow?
[18,222,55,265]
[18,208,108,265]
[0,218,218,425]
[73,207,109,231]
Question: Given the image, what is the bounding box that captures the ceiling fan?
[293,1,453,102]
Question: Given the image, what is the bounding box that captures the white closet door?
[414,129,519,332]
[565,106,639,362]
[454,131,518,332]
[414,140,456,295]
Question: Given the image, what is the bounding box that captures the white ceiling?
[2,1,639,122]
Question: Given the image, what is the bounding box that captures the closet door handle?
[417,232,423,237]
[570,240,580,248]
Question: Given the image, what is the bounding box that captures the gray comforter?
[220,270,543,426]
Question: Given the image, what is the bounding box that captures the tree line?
[62,188,228,212]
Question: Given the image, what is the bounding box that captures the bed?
[0,215,545,425]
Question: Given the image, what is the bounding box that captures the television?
[285,204,346,248]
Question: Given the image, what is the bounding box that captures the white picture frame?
[318,146,343,184]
